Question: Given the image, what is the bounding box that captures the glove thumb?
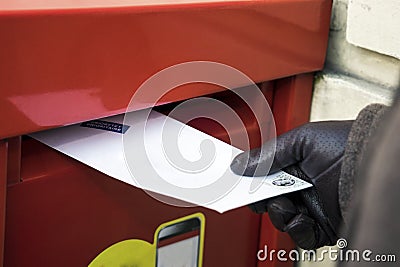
[230,130,299,177]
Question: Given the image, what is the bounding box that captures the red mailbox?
[0,1,332,266]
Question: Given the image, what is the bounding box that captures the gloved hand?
[230,121,353,249]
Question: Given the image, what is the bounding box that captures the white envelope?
[30,109,311,213]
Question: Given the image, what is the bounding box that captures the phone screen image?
[156,217,202,267]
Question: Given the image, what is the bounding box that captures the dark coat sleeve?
[340,98,400,266]
[339,103,388,223]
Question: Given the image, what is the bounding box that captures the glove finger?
[299,188,338,246]
[266,195,333,249]
[230,139,274,177]
[248,199,269,214]
[266,196,298,231]
[284,213,319,250]
[230,128,300,177]
[248,194,299,215]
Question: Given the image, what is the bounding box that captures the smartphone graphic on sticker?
[155,213,205,267]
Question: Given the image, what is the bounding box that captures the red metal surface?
[257,74,314,267]
[6,137,21,186]
[0,141,7,267]
[0,0,332,139]
[5,141,259,267]
[156,82,275,150]
[4,87,273,267]
[272,74,314,134]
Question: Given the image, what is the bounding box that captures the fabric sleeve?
[339,103,388,223]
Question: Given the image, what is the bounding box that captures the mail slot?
[3,79,314,267]
[0,1,332,266]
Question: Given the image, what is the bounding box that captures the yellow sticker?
[89,212,205,267]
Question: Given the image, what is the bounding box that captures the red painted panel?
[5,145,260,266]
[4,87,275,266]
[6,137,21,186]
[0,0,332,138]
[0,141,7,267]
[273,74,314,135]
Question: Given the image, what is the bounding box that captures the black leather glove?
[230,121,353,249]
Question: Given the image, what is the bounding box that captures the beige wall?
[311,0,400,122]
